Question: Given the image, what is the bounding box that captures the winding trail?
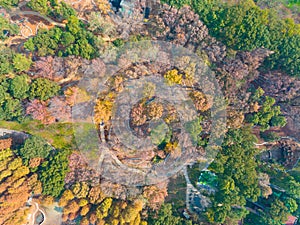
[254,142,269,146]
[6,0,65,28]
[31,202,47,225]
[9,10,65,28]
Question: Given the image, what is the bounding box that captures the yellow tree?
[94,93,115,123]
[7,158,22,171]
[80,217,89,225]
[79,198,89,207]
[64,87,90,106]
[59,189,75,207]
[95,0,111,15]
[41,195,55,206]
[164,69,182,86]
[96,197,113,219]
[143,82,156,99]
[189,91,212,112]
[147,102,163,119]
[88,185,106,204]
[27,174,42,194]
[80,204,90,216]
[122,199,144,223]
[63,200,80,215]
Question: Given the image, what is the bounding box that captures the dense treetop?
[162,0,300,76]
[0,0,299,224]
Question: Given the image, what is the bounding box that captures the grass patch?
[0,120,75,149]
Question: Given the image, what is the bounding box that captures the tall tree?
[10,75,30,99]
[12,54,32,72]
[19,136,52,160]
[208,127,260,223]
[30,78,60,101]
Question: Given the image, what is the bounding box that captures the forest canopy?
[162,0,300,76]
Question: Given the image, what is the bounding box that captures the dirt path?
[6,1,65,28]
[9,10,65,28]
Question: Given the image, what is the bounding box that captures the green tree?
[247,91,286,131]
[260,131,279,142]
[1,97,23,120]
[66,15,81,35]
[251,87,265,102]
[185,116,203,145]
[24,39,35,51]
[0,78,10,105]
[52,1,76,20]
[267,198,289,225]
[149,204,183,225]
[0,0,19,8]
[30,78,60,101]
[208,127,260,223]
[61,32,75,46]
[0,17,19,39]
[163,0,300,76]
[10,75,30,99]
[150,122,170,146]
[24,20,98,59]
[162,0,191,8]
[12,54,32,72]
[39,149,70,197]
[77,38,95,59]
[24,27,62,56]
[0,47,14,75]
[244,212,268,225]
[96,198,113,219]
[285,197,298,213]
[267,34,300,77]
[270,115,287,127]
[28,0,49,15]
[19,136,52,160]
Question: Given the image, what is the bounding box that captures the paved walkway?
[28,202,46,225]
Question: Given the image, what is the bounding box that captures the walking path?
[31,202,46,225]
[9,10,65,28]
[7,1,65,28]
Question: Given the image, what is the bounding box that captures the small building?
[285,215,298,225]
[3,29,9,37]
[120,0,135,16]
[110,0,122,12]
[144,7,150,19]
[183,210,190,219]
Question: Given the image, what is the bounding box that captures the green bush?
[19,135,52,160]
[10,75,30,99]
[30,78,60,101]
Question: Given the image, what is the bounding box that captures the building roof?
[120,0,135,8]
[285,215,298,225]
